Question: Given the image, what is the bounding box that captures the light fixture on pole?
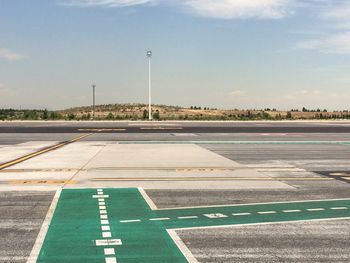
[146,50,152,121]
[92,84,96,120]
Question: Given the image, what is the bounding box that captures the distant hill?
[1,104,349,120]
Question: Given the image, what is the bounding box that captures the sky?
[1,0,350,110]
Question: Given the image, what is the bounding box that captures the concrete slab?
[10,142,106,169]
[0,142,59,164]
[84,144,241,169]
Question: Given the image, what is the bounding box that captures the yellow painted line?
[77,129,126,132]
[0,133,92,170]
[0,168,80,173]
[10,180,76,185]
[140,127,183,130]
[91,177,334,182]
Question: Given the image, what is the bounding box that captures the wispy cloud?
[229,90,246,96]
[60,0,295,19]
[59,0,153,7]
[296,32,350,54]
[0,48,24,61]
[183,0,294,19]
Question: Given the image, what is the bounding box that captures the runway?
[0,121,349,262]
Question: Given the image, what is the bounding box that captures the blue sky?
[1,0,350,110]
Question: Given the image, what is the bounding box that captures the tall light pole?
[92,84,96,120]
[146,50,152,121]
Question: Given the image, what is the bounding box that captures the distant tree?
[106,113,114,120]
[143,110,148,119]
[302,107,308,112]
[286,111,292,119]
[153,110,160,120]
[67,113,75,120]
[43,109,48,120]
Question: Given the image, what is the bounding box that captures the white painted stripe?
[170,217,350,231]
[98,198,105,202]
[155,198,350,211]
[93,195,109,198]
[232,212,251,216]
[149,217,170,221]
[99,202,105,206]
[27,189,62,263]
[258,211,276,214]
[100,215,108,219]
[283,209,301,213]
[167,229,199,263]
[178,216,198,219]
[138,187,158,210]
[105,257,117,263]
[95,239,122,246]
[331,207,348,210]
[104,248,115,255]
[102,232,112,238]
[99,206,106,210]
[307,208,325,211]
[100,210,107,214]
[102,226,110,231]
[120,219,141,223]
[101,220,109,225]
[97,189,103,191]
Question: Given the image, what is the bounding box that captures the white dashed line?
[258,211,276,214]
[99,206,107,210]
[282,209,301,213]
[98,198,105,202]
[120,219,141,223]
[149,217,170,221]
[105,257,117,263]
[100,215,108,219]
[104,248,115,255]
[331,207,348,210]
[92,195,109,198]
[101,220,110,225]
[307,208,325,211]
[232,212,251,216]
[178,216,199,219]
[99,202,106,206]
[100,210,107,214]
[102,226,110,231]
[102,232,112,238]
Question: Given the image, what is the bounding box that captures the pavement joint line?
[91,177,334,182]
[0,133,92,170]
[117,140,350,145]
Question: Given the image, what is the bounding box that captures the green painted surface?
[38,188,350,262]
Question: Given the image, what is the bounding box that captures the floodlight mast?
[147,51,152,121]
[92,84,96,120]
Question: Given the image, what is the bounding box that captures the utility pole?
[146,51,152,121]
[92,84,96,120]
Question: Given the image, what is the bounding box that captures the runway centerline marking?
[36,188,350,262]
